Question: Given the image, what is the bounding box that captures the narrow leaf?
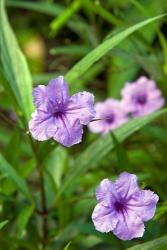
[126,235,167,250]
[0,154,32,200]
[64,242,71,250]
[65,14,165,84]
[110,132,132,171]
[0,0,33,124]
[6,0,64,16]
[50,0,82,36]
[16,204,34,238]
[0,220,8,230]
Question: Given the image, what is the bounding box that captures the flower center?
[135,94,147,105]
[114,201,125,212]
[105,114,115,124]
[53,111,64,118]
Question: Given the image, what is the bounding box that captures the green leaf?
[0,220,8,230]
[64,242,71,250]
[50,45,91,56]
[154,201,167,221]
[6,0,64,16]
[4,129,21,167]
[50,0,82,36]
[65,14,165,84]
[16,204,34,238]
[107,0,164,97]
[0,154,32,200]
[110,132,132,171]
[55,109,167,200]
[0,0,33,124]
[126,235,167,250]
[45,146,67,188]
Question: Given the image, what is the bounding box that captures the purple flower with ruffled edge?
[121,76,164,117]
[29,76,95,147]
[92,172,159,240]
[88,99,128,135]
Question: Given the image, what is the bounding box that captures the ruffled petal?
[53,114,83,147]
[66,91,95,125]
[92,203,118,233]
[127,190,159,221]
[96,178,118,206]
[113,210,144,240]
[115,172,140,200]
[29,110,56,141]
[47,76,70,108]
[32,85,48,111]
[121,76,164,117]
[88,99,128,135]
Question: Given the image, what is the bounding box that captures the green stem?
[29,136,48,249]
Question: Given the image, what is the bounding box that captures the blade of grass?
[50,0,82,36]
[65,14,165,84]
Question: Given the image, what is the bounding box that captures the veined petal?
[67,91,95,125]
[47,76,70,108]
[113,210,144,240]
[127,190,159,221]
[88,99,128,135]
[53,114,83,147]
[32,85,48,111]
[29,110,56,141]
[96,178,118,206]
[115,172,140,200]
[92,203,118,233]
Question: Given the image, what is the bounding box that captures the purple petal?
[29,110,55,141]
[113,210,144,240]
[67,91,95,125]
[121,76,164,117]
[127,190,159,221]
[32,85,48,111]
[88,99,128,135]
[47,76,70,108]
[115,172,140,200]
[92,203,118,233]
[53,114,83,147]
[96,179,118,206]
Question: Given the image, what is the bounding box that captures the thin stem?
[36,163,48,249]
[29,136,48,249]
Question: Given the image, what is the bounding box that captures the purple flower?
[121,76,164,117]
[88,99,128,135]
[92,172,159,240]
[29,76,95,147]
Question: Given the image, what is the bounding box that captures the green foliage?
[0,0,167,249]
[64,242,71,250]
[0,0,33,124]
[126,235,167,250]
[16,204,35,238]
[55,109,167,201]
[65,15,164,84]
[0,154,32,200]
[0,220,8,230]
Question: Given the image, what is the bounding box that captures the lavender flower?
[121,76,164,117]
[88,99,128,135]
[29,76,95,147]
[92,172,159,240]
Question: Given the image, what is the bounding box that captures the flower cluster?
[89,76,164,135]
[92,172,159,240]
[28,76,160,241]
